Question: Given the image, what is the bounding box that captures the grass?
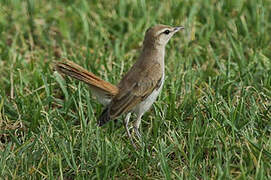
[0,0,271,179]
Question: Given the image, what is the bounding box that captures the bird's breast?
[133,73,165,116]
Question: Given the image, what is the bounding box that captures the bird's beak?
[173,26,185,32]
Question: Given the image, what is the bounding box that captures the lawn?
[0,0,271,179]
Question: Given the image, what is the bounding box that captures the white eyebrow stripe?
[156,28,171,35]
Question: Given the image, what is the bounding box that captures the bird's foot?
[133,126,145,147]
[133,126,141,140]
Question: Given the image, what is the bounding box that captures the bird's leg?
[123,113,136,148]
[133,114,142,140]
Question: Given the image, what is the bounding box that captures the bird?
[55,24,184,148]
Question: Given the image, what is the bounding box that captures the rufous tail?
[55,59,119,97]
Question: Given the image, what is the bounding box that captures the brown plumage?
[55,24,184,148]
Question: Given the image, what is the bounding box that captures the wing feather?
[108,62,163,118]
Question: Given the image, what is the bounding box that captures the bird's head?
[143,24,184,48]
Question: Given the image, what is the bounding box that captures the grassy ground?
[0,0,271,179]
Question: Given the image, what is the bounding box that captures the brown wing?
[108,61,163,119]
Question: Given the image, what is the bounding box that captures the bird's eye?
[163,30,170,35]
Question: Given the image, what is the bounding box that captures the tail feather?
[55,59,118,96]
[98,107,111,126]
[55,59,115,126]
